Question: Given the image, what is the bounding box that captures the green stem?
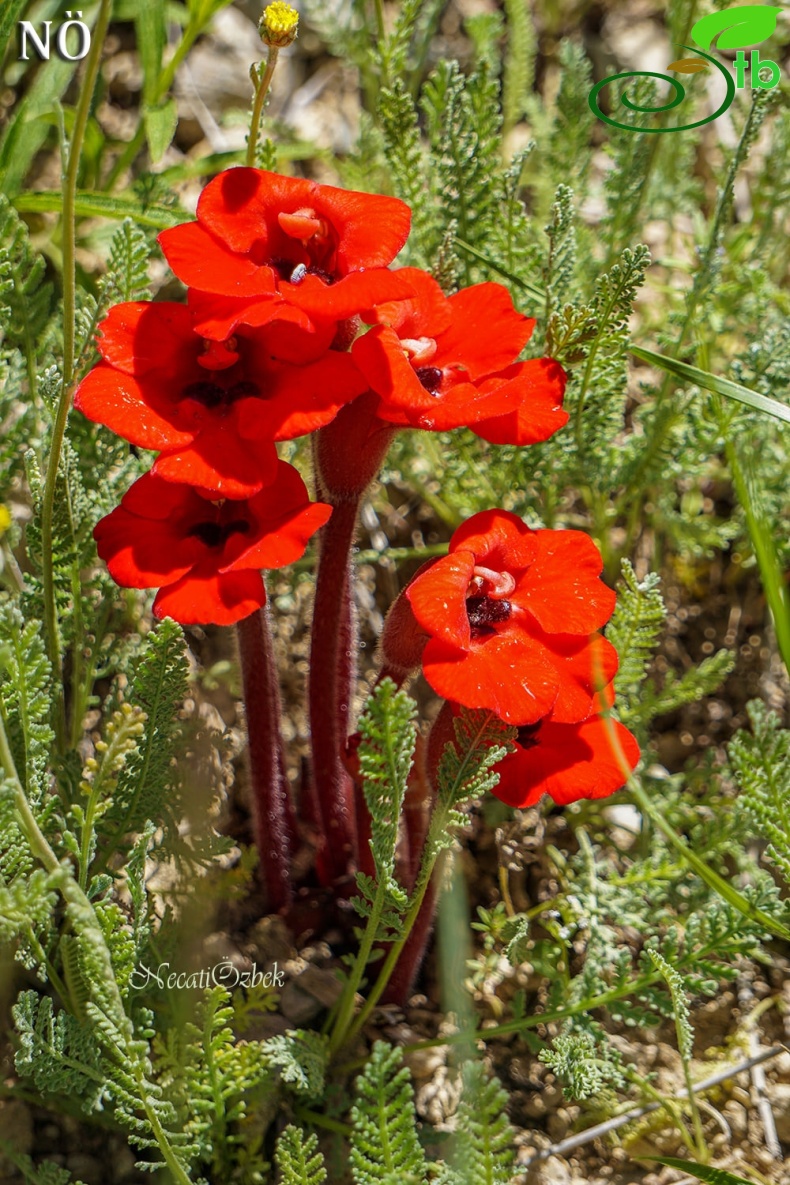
[329,877,389,1055]
[41,0,112,748]
[718,410,790,675]
[341,842,447,1051]
[628,776,790,940]
[246,48,280,167]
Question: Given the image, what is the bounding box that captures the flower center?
[415,366,443,395]
[187,518,251,548]
[181,380,259,409]
[466,595,512,638]
[469,565,516,598]
[516,722,543,750]
[278,207,329,243]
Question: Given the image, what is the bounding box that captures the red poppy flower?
[158,168,414,329]
[491,695,640,808]
[74,302,367,498]
[351,268,568,443]
[94,461,331,625]
[403,509,618,725]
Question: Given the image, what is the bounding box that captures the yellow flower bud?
[259,1,299,48]
[0,505,11,535]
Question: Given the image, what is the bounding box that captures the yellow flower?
[259,1,299,48]
[0,505,11,536]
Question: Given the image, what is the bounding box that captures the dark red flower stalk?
[158,167,414,332]
[237,607,295,912]
[94,461,331,625]
[75,301,367,498]
[398,509,618,724]
[352,268,568,442]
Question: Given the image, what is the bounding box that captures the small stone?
[770,1082,790,1142]
[772,1050,790,1080]
[547,1108,571,1141]
[525,1155,574,1185]
[722,1099,749,1137]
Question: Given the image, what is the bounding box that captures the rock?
[279,965,343,1024]
[525,1155,574,1185]
[722,1099,749,1137]
[771,1082,790,1142]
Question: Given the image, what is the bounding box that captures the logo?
[588,4,783,133]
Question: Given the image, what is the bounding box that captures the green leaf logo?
[667,57,709,72]
[691,4,782,50]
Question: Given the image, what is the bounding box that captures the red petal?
[352,326,437,413]
[436,284,535,379]
[74,366,194,451]
[225,460,332,570]
[281,270,416,320]
[158,221,276,297]
[94,496,201,587]
[96,302,197,377]
[493,716,639,809]
[544,632,619,723]
[233,351,368,440]
[195,168,411,272]
[405,551,476,648]
[471,359,569,446]
[422,632,559,725]
[151,411,279,498]
[450,509,537,573]
[153,568,266,626]
[187,290,290,340]
[364,267,452,336]
[514,530,615,634]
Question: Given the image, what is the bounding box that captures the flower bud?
[378,584,430,681]
[259,1,299,48]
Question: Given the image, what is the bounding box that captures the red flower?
[403,509,618,725]
[491,694,640,808]
[74,302,367,498]
[351,268,568,443]
[158,168,414,331]
[94,461,331,625]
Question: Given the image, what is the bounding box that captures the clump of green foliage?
[2,0,790,1182]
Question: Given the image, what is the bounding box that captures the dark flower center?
[466,595,512,638]
[181,380,259,409]
[516,722,543,750]
[187,519,251,548]
[270,258,337,286]
[415,366,443,395]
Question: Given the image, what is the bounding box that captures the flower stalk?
[237,605,296,912]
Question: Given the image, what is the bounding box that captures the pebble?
[771,1082,790,1142]
[0,1100,33,1154]
[722,1099,749,1137]
[525,1155,575,1185]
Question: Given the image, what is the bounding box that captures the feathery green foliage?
[450,1061,515,1185]
[729,702,790,887]
[350,1042,426,1185]
[263,1030,329,1101]
[354,679,416,930]
[275,1125,328,1185]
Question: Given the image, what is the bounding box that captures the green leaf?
[13,191,187,229]
[691,5,782,50]
[0,0,29,63]
[639,1157,760,1185]
[136,0,167,107]
[630,344,790,426]
[144,99,179,164]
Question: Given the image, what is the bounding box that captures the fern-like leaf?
[350,1042,426,1185]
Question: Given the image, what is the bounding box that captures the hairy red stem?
[237,607,295,912]
[308,496,360,882]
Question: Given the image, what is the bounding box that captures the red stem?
[237,607,295,912]
[308,496,360,882]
